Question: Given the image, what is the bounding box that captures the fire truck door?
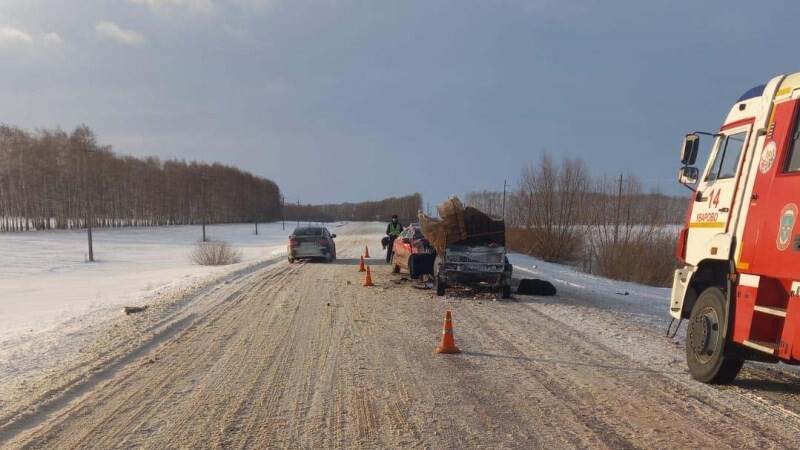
[684,126,751,264]
[739,99,800,277]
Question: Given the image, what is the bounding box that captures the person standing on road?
[385,214,403,263]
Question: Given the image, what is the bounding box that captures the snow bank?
[0,223,315,339]
[508,253,670,320]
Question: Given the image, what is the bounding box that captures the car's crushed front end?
[438,244,512,288]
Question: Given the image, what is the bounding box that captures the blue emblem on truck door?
[777,204,798,251]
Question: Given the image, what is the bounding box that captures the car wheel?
[436,281,446,296]
[288,257,294,264]
[501,284,511,299]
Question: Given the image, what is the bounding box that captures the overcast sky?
[1,0,799,206]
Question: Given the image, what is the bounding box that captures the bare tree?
[464,190,504,217]
[512,153,589,263]
[583,173,678,286]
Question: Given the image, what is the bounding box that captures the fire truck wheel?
[685,287,743,384]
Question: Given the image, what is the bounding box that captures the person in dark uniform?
[385,214,403,263]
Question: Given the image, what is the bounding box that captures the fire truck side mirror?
[681,134,700,165]
[679,166,699,186]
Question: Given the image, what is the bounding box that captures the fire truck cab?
[672,71,800,383]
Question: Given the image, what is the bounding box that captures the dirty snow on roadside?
[508,253,682,366]
[510,254,669,319]
[510,251,800,434]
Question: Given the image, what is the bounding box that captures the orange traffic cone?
[363,266,374,287]
[364,246,371,258]
[435,310,461,354]
[358,255,366,272]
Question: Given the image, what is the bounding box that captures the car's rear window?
[294,228,324,236]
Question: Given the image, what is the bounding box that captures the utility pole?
[614,173,623,245]
[201,173,209,242]
[254,205,258,235]
[281,194,285,231]
[297,199,300,227]
[252,192,258,235]
[502,179,509,220]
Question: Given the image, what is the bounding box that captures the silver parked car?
[287,226,337,263]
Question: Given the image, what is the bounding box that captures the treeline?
[466,184,686,226]
[466,153,688,286]
[0,124,281,232]
[283,194,422,223]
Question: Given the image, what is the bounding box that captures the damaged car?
[420,198,513,298]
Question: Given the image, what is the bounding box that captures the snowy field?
[0,222,337,339]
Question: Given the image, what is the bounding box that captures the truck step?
[743,339,778,354]
[753,305,787,317]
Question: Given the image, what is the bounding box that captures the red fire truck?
[673,71,800,383]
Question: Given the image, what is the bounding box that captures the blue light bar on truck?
[737,84,766,102]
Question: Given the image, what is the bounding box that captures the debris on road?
[122,305,148,315]
[517,279,557,296]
